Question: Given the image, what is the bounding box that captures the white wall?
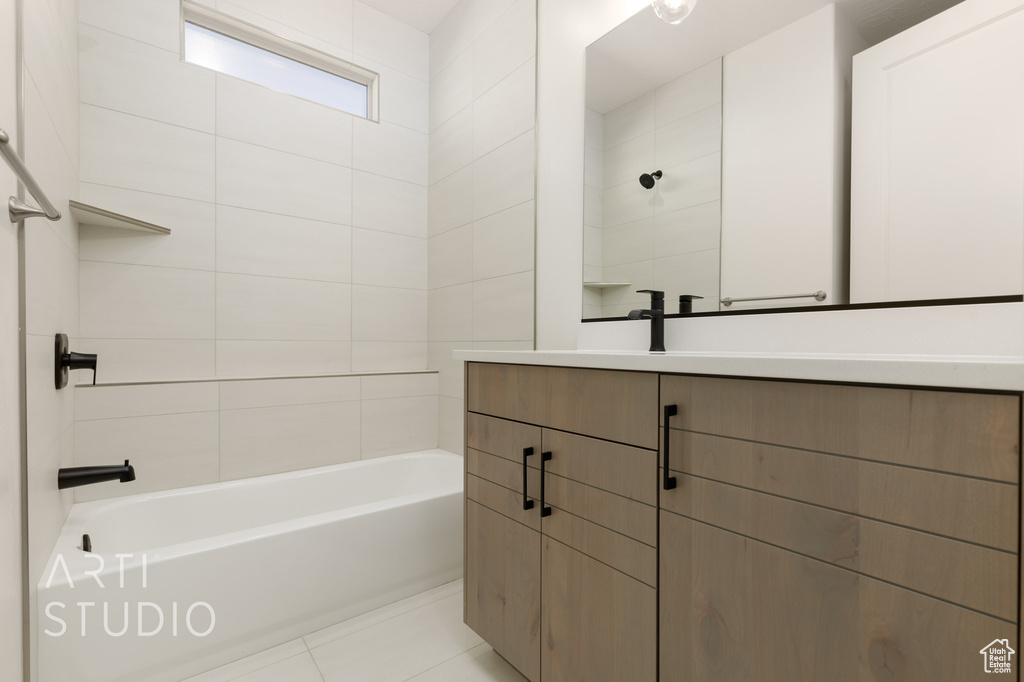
[591,59,722,318]
[0,0,24,676]
[74,0,438,498]
[536,0,649,349]
[427,0,537,454]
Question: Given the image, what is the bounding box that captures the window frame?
[180,1,379,121]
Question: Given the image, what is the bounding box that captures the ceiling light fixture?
[651,0,697,25]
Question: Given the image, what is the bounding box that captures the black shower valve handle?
[54,333,97,389]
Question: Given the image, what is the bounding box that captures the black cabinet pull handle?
[522,447,535,511]
[540,451,552,517]
[663,405,678,490]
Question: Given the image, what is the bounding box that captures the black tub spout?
[58,460,136,489]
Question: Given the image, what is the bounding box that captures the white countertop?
[452,350,1024,391]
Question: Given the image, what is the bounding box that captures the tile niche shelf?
[68,200,171,235]
[583,282,631,289]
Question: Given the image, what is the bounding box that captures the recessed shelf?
[69,200,171,235]
[583,282,632,289]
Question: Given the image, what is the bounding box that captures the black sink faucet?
[58,460,136,489]
[627,289,666,353]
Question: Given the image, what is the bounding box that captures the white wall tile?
[217,274,351,341]
[353,229,427,289]
[584,184,603,229]
[24,0,78,168]
[24,76,78,255]
[81,105,215,202]
[654,201,721,257]
[217,206,351,283]
[472,271,533,341]
[80,261,215,339]
[653,249,721,313]
[353,1,429,81]
[428,167,473,238]
[216,138,352,224]
[352,172,428,238]
[585,107,604,150]
[473,58,534,158]
[217,0,354,56]
[655,58,722,127]
[428,107,473,186]
[79,183,216,271]
[216,341,352,378]
[472,201,534,280]
[657,152,721,213]
[76,339,217,383]
[361,396,437,458]
[220,402,361,480]
[603,133,654,189]
[428,0,473,78]
[602,217,655,267]
[428,342,464,399]
[220,376,360,410]
[351,342,427,372]
[76,383,219,421]
[474,0,518,37]
[24,224,77,337]
[654,104,721,170]
[472,0,535,98]
[79,0,181,51]
[599,261,655,313]
[604,91,656,149]
[429,50,472,134]
[80,24,215,133]
[429,0,473,79]
[603,179,654,229]
[352,119,428,186]
[27,429,74,586]
[584,146,603,189]
[428,284,473,341]
[351,286,427,341]
[216,75,354,166]
[25,334,74,458]
[473,130,534,220]
[361,372,437,400]
[363,59,428,135]
[437,396,464,455]
[74,412,220,502]
[428,224,473,290]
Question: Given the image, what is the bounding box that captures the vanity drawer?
[466,412,542,464]
[662,429,1019,551]
[468,362,659,449]
[660,374,1021,481]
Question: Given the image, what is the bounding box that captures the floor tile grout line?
[303,580,464,650]
[399,641,490,682]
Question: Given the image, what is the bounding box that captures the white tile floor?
[181,580,528,682]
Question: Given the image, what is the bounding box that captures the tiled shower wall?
[427,0,537,454]
[22,0,80,609]
[587,59,723,318]
[75,0,437,499]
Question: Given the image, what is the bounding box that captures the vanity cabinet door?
[465,500,541,682]
[659,373,1021,681]
[542,535,656,682]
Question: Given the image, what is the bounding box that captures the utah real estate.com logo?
[980,639,1015,674]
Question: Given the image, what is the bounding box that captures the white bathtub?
[38,450,463,682]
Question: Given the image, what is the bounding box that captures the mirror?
[582,0,1021,320]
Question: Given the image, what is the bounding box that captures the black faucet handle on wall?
[55,333,98,389]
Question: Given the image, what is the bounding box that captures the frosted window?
[184,22,369,117]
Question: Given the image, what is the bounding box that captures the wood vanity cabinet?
[465,362,659,682]
[659,375,1021,681]
[465,362,1021,681]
